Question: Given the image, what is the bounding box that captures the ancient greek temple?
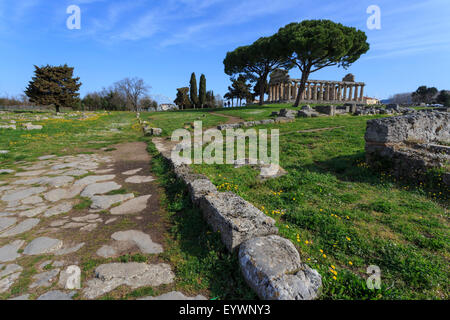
[268,70,365,103]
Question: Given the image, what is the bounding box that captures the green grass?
[140,109,229,136]
[190,105,449,300]
[0,111,142,168]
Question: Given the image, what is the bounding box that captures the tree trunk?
[294,71,310,108]
[259,74,268,106]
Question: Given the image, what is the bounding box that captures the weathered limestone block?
[239,235,322,300]
[365,112,449,144]
[217,123,243,131]
[173,164,206,185]
[365,112,450,182]
[297,110,319,118]
[258,119,275,125]
[187,179,218,205]
[275,117,294,124]
[279,109,296,119]
[315,105,336,116]
[199,192,278,252]
[143,126,162,136]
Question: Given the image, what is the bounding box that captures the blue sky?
[0,0,449,102]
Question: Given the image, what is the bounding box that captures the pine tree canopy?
[25,64,82,112]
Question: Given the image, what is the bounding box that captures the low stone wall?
[365,112,450,185]
[152,138,322,300]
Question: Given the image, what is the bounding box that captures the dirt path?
[209,112,244,125]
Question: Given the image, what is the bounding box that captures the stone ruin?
[365,111,450,186]
[152,139,322,300]
[268,69,365,104]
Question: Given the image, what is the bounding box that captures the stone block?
[199,192,278,252]
[239,235,322,300]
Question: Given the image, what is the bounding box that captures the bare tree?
[114,77,150,111]
[389,92,413,105]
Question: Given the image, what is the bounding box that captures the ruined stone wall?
[365,112,450,185]
[152,138,322,300]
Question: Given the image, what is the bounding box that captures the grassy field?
[0,111,142,169]
[1,107,448,300]
[189,108,449,300]
[140,109,228,137]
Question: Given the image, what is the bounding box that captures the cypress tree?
[25,64,82,112]
[189,72,199,108]
[199,74,206,108]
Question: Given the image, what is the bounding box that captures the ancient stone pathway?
[0,142,206,300]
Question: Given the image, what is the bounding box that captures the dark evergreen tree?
[199,74,207,108]
[189,73,199,108]
[436,90,450,106]
[25,64,82,112]
[174,87,192,110]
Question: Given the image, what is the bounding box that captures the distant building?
[158,104,178,111]
[364,97,380,105]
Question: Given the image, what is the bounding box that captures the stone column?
[343,85,347,101]
[348,85,353,102]
[359,85,365,102]
[306,83,310,100]
[354,85,359,101]
[325,84,330,101]
[268,85,272,102]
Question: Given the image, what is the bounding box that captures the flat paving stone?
[80,223,98,232]
[50,219,68,227]
[44,186,83,202]
[0,264,22,293]
[21,195,43,205]
[72,214,100,222]
[62,222,86,229]
[37,290,76,300]
[95,169,114,174]
[110,195,151,215]
[111,230,163,254]
[81,181,121,198]
[0,218,40,238]
[0,217,17,233]
[30,269,60,288]
[19,206,48,218]
[1,187,47,202]
[105,218,117,225]
[139,291,207,300]
[0,240,25,262]
[63,169,89,177]
[122,168,143,176]
[0,169,15,174]
[96,245,119,258]
[8,294,30,300]
[83,262,175,299]
[44,202,74,217]
[74,175,116,187]
[125,176,155,184]
[15,170,47,177]
[90,194,135,210]
[23,237,63,255]
[55,242,85,256]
